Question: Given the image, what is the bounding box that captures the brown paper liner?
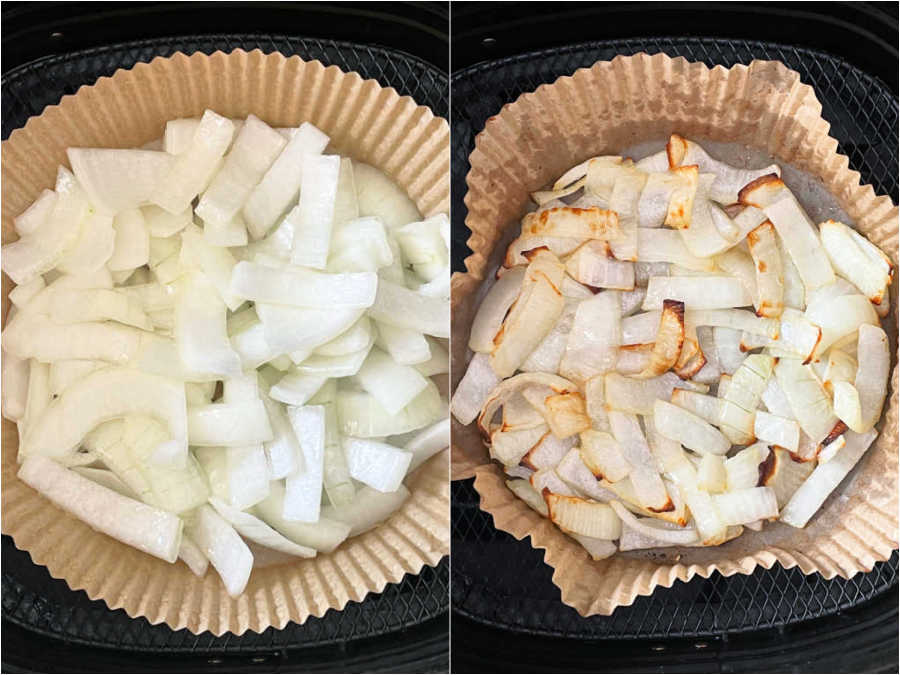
[2,49,450,635]
[451,53,898,615]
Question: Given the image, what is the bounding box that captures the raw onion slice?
[344,438,412,493]
[185,504,253,597]
[780,429,878,528]
[376,322,431,366]
[210,497,315,558]
[254,481,351,552]
[820,220,891,305]
[108,208,150,272]
[544,493,622,540]
[579,430,631,482]
[604,371,707,416]
[468,266,526,353]
[558,290,620,383]
[1,352,29,422]
[68,147,175,214]
[754,410,800,453]
[187,399,273,447]
[230,260,377,309]
[337,381,443,438]
[368,278,449,339]
[284,405,326,522]
[355,348,430,416]
[285,153,341,269]
[653,399,730,455]
[180,225,242,310]
[642,276,753,310]
[607,410,671,511]
[260,393,302,479]
[14,189,57,236]
[143,204,192,237]
[404,417,449,472]
[175,271,242,378]
[322,484,410,537]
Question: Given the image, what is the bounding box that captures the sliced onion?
[653,399,730,455]
[468,266,526,352]
[555,447,619,502]
[607,410,671,511]
[14,188,57,236]
[746,220,784,317]
[852,324,889,432]
[530,467,581,497]
[520,299,578,373]
[188,399,273,447]
[684,309,779,339]
[636,227,715,271]
[775,357,839,442]
[805,293,877,357]
[503,234,583,267]
[638,299,685,378]
[451,353,501,426]
[185,504,253,597]
[754,410,799,452]
[696,454,727,493]
[642,276,752,310]
[506,478,549,516]
[670,389,723,425]
[565,240,635,290]
[322,484,410,537]
[254,481,350,552]
[604,371,708,416]
[621,311,662,345]
[823,348,857,396]
[210,496,315,558]
[337,381,443,438]
[68,147,175,214]
[544,493,622,539]
[764,447,816,507]
[559,290,620,383]
[521,206,620,240]
[715,247,758,301]
[780,429,878,527]
[230,260,377,309]
[19,455,182,563]
[714,326,745,375]
[820,220,891,305]
[713,487,778,526]
[610,500,699,545]
[579,430,631,482]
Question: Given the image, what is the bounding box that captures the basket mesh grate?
[1,33,448,651]
[450,37,898,638]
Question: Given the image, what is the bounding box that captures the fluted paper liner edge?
[451,53,898,616]
[1,49,450,636]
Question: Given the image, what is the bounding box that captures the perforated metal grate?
[450,37,898,638]
[2,33,448,654]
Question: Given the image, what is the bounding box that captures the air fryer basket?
[1,34,448,671]
[450,36,897,646]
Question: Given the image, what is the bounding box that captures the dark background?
[449,2,899,673]
[2,2,449,673]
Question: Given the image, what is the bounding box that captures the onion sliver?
[653,399,730,455]
[187,400,273,447]
[853,324,890,433]
[344,438,412,493]
[609,500,699,545]
[544,493,622,539]
[210,496,315,558]
[19,455,182,563]
[322,485,410,537]
[559,290,620,383]
[642,276,752,310]
[185,504,253,597]
[230,260,377,309]
[468,266,526,353]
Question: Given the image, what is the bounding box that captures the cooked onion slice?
[781,429,878,528]
[604,371,707,415]
[544,493,622,540]
[764,447,816,507]
[817,435,846,464]
[832,381,863,432]
[558,290,621,383]
[820,220,891,305]
[716,247,758,301]
[670,389,723,425]
[823,348,857,396]
[739,176,835,291]
[653,399,730,455]
[774,358,839,442]
[468,266,526,353]
[853,324,889,433]
[507,478,549,516]
[521,206,620,240]
[610,500,699,545]
[746,220,784,318]
[491,250,566,377]
[544,392,591,439]
[678,177,735,258]
[686,309,779,338]
[522,432,575,470]
[607,172,647,261]
[642,276,753,310]
[579,430,631,482]
[636,299,685,378]
[607,410,670,511]
[713,487,778,526]
[754,411,800,453]
[556,448,619,502]
[491,424,548,466]
[804,293,877,357]
[565,240,635,290]
[696,454,727,493]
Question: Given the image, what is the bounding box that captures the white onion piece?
[254,303,363,356]
[606,172,645,261]
[195,115,286,228]
[356,348,429,415]
[636,228,715,271]
[175,271,241,378]
[764,447,816,507]
[491,425,548,466]
[187,400,273,447]
[1,351,29,422]
[716,247,759,301]
[413,337,449,377]
[746,220,784,317]
[610,500,699,545]
[545,493,622,539]
[678,179,734,258]
[151,110,234,214]
[405,417,449,472]
[210,497,315,558]
[653,399,730,455]
[642,276,752,310]
[604,371,707,416]
[344,438,412,493]
[337,381,442,438]
[230,260,377,309]
[714,326,744,375]
[283,405,326,522]
[254,481,350,552]
[670,389,723,425]
[180,225,242,310]
[853,324,890,432]
[243,122,330,238]
[621,311,662,345]
[713,487,778,526]
[329,216,394,274]
[260,393,302,479]
[315,316,372,357]
[322,485,410,537]
[775,358,838,442]
[353,161,421,229]
[818,434,846,463]
[8,276,46,308]
[68,147,174,214]
[607,411,670,510]
[559,291,620,383]
[185,504,253,597]
[2,168,89,285]
[754,410,800,452]
[820,220,891,305]
[176,534,210,577]
[823,348,857,395]
[520,299,577,374]
[697,454,727,493]
[805,293,877,356]
[14,189,57,236]
[108,208,150,271]
[553,449,615,502]
[780,429,878,528]
[143,204,192,237]
[367,279,449,338]
[565,240,635,289]
[225,444,270,510]
[270,371,328,407]
[283,153,341,269]
[767,308,820,362]
[375,322,430,366]
[450,353,501,426]
[579,430,630,482]
[293,344,372,378]
[507,478,549,516]
[19,456,182,562]
[531,467,581,497]
[54,210,112,274]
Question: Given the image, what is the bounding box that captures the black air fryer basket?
[1,3,449,672]
[450,3,898,672]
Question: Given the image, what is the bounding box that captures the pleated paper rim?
[451,53,898,616]
[1,49,449,636]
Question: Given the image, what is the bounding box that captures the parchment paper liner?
[1,49,450,636]
[451,53,897,616]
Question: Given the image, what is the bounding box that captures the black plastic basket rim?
[2,32,447,96]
